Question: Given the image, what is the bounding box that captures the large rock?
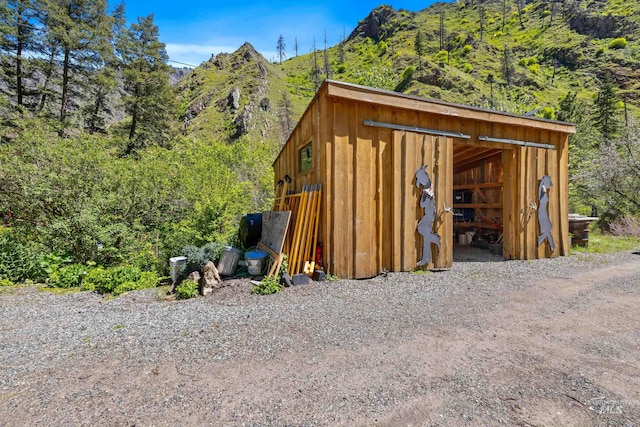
[199,261,223,296]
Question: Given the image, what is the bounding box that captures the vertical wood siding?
[273,84,573,278]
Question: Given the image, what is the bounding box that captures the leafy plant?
[176,279,199,299]
[48,264,89,289]
[39,252,72,277]
[609,37,628,49]
[179,241,224,282]
[251,274,284,295]
[0,231,43,283]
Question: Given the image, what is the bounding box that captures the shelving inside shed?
[452,143,504,248]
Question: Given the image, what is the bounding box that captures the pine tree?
[501,46,514,86]
[278,91,293,141]
[118,14,176,154]
[439,8,445,52]
[42,0,110,127]
[82,2,124,133]
[594,76,620,141]
[323,29,330,79]
[310,38,320,88]
[294,37,298,57]
[0,0,39,108]
[478,0,485,41]
[414,30,424,70]
[487,73,495,108]
[276,34,285,64]
[515,0,526,30]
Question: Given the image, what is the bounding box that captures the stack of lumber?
[273,183,322,275]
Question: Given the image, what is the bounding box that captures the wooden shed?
[273,80,576,279]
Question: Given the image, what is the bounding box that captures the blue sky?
[120,1,446,67]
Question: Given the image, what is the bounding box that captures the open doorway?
[452,142,506,262]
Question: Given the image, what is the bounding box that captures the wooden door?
[390,131,453,270]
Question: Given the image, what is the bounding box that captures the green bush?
[0,231,43,282]
[528,63,541,75]
[39,252,72,277]
[93,265,142,294]
[609,37,628,49]
[48,264,89,288]
[462,44,472,55]
[112,273,159,296]
[462,63,473,73]
[176,279,199,299]
[434,50,448,63]
[179,242,224,282]
[79,265,159,295]
[251,275,284,295]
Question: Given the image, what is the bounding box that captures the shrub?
[176,279,199,299]
[539,106,556,120]
[394,65,415,92]
[610,216,640,237]
[609,37,627,49]
[336,65,346,73]
[251,274,284,295]
[179,242,223,282]
[434,50,448,63]
[0,231,43,283]
[95,265,142,293]
[462,63,473,73]
[112,272,159,296]
[462,44,472,55]
[48,264,89,288]
[596,46,606,57]
[81,265,158,295]
[39,252,72,278]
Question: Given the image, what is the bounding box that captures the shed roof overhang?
[324,80,576,134]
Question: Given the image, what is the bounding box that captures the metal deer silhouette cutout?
[537,175,555,251]
[416,165,441,266]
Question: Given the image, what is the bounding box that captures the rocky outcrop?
[563,2,638,39]
[348,5,415,42]
[178,42,272,142]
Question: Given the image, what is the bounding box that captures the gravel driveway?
[1,250,639,426]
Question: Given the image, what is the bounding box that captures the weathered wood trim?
[326,81,576,134]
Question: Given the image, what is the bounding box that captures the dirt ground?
[1,256,639,426]
[366,260,640,427]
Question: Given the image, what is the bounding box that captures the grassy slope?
[175,0,640,149]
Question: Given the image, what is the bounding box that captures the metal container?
[217,246,243,276]
[169,256,187,285]
[245,248,268,276]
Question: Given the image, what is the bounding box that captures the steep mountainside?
[176,0,640,144]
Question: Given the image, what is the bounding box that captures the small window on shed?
[299,142,312,173]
